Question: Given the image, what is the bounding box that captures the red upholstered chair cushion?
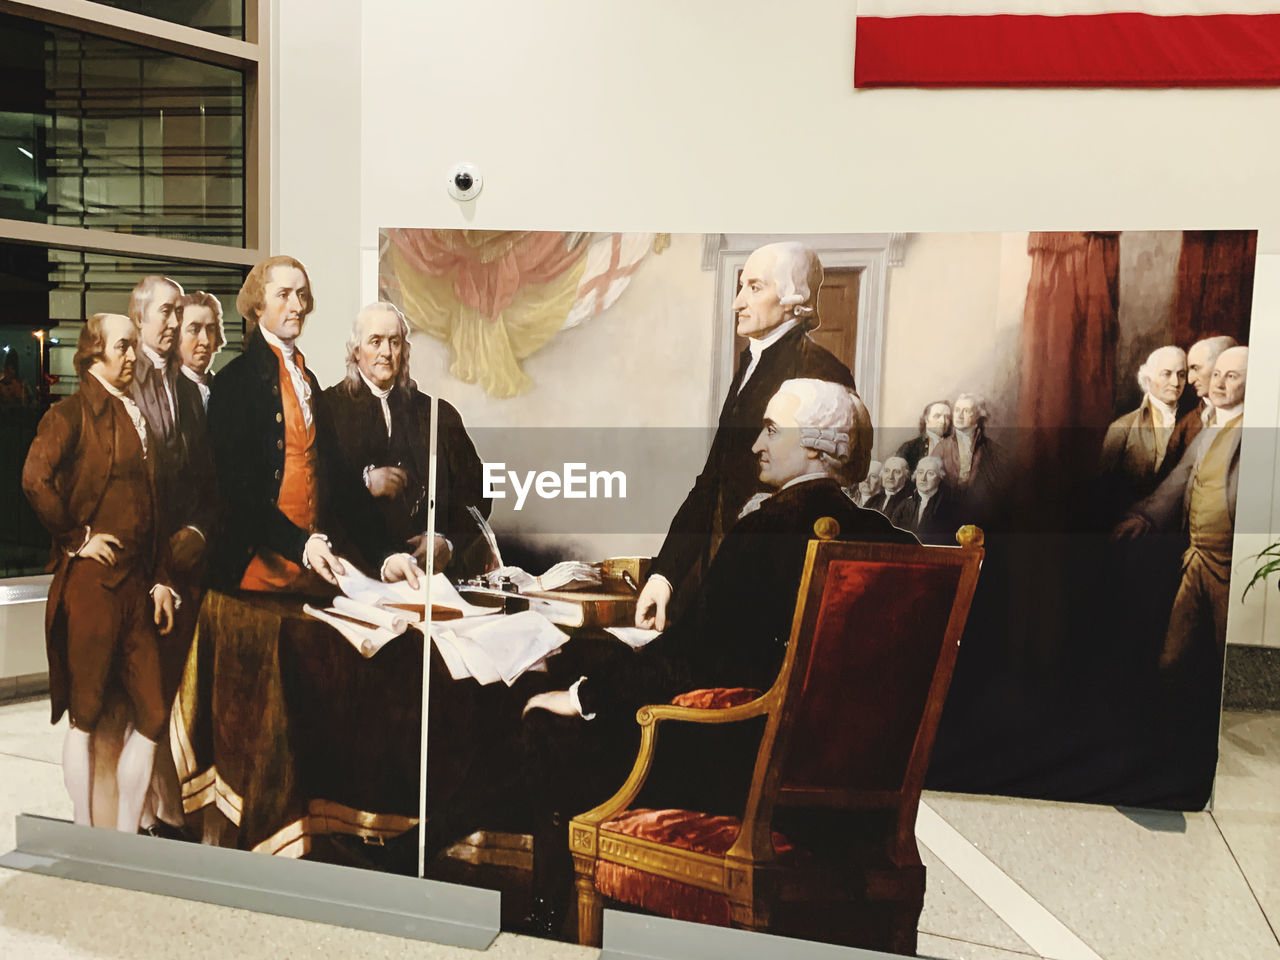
[601,808,794,855]
[595,809,794,926]
[670,687,762,709]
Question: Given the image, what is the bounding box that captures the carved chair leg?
[575,872,603,946]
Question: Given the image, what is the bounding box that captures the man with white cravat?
[176,290,226,411]
[324,302,492,579]
[1099,344,1187,509]
[1114,346,1249,670]
[206,256,418,592]
[635,241,855,631]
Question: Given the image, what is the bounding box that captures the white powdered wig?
[777,377,873,483]
[916,455,946,477]
[1136,344,1186,394]
[954,391,989,424]
[756,242,824,325]
[344,301,414,390]
[1190,334,1238,366]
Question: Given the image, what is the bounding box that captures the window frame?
[0,0,268,583]
[0,0,269,263]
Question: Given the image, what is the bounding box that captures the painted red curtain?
[387,230,585,322]
[1019,232,1121,444]
[1171,230,1257,347]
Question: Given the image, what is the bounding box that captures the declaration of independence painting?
[13,229,1255,954]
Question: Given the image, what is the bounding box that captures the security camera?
[447,162,483,201]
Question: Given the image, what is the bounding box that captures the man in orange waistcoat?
[207,256,419,591]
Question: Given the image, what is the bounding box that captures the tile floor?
[0,699,1276,959]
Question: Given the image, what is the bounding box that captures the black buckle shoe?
[139,821,186,841]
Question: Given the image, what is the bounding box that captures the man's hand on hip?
[79,532,123,566]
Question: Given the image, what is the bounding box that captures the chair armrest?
[671,686,762,709]
[637,694,772,728]
[572,691,775,830]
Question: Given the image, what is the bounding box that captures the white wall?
[272,0,1280,648]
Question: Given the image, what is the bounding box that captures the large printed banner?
[19,229,1257,953]
[854,2,1280,87]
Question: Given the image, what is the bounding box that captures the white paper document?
[312,558,567,674]
[303,603,401,658]
[429,610,569,686]
[604,626,661,650]
[332,596,407,634]
[428,573,496,618]
[332,562,422,608]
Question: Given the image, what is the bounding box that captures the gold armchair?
[569,524,985,954]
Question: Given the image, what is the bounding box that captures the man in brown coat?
[1099,345,1187,513]
[1159,335,1237,485]
[22,313,178,833]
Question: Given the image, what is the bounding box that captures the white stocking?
[115,731,157,833]
[139,787,158,830]
[62,727,93,826]
[130,722,160,830]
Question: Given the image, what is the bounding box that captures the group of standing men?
[847,393,1003,543]
[22,255,491,836]
[1107,336,1249,672]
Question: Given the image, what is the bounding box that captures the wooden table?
[170,589,511,859]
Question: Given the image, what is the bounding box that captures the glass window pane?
[0,14,245,246]
[85,0,244,40]
[0,241,248,576]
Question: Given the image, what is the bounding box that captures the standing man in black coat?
[128,275,210,572]
[323,302,492,580]
[896,400,952,471]
[206,256,418,592]
[126,276,222,836]
[636,242,855,631]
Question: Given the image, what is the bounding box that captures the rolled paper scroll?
[332,595,408,634]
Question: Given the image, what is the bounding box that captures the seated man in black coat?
[508,378,917,931]
[323,302,492,579]
[873,454,914,519]
[890,455,955,545]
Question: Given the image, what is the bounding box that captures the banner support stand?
[598,910,903,960]
[0,814,500,950]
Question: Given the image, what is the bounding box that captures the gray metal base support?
[599,909,905,960]
[0,814,499,950]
